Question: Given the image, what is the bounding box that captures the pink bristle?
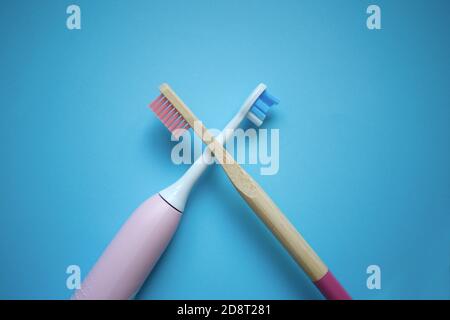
[149,100,158,110]
[154,97,168,112]
[153,102,166,115]
[149,93,191,136]
[175,120,188,131]
[160,106,175,121]
[149,94,164,110]
[155,99,170,116]
[166,108,180,121]
[164,107,180,124]
[172,121,184,131]
[168,116,183,131]
[152,96,167,112]
[179,121,190,130]
[166,113,181,128]
[170,117,184,131]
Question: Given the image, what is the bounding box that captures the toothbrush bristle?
[246,89,279,127]
[149,94,190,138]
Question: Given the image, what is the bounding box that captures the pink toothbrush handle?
[72,194,181,300]
[314,271,352,300]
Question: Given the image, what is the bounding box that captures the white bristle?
[247,112,263,127]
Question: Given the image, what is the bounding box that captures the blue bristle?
[246,88,280,126]
[260,90,280,106]
[250,105,266,121]
[254,99,270,114]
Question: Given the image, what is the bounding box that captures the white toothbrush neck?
[159,84,267,212]
[221,83,267,134]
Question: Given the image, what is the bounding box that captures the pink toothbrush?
[72,84,278,299]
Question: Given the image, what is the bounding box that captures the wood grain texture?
[159,83,328,281]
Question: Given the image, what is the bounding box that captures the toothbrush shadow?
[143,123,182,168]
[193,169,323,300]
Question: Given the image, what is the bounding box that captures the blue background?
[0,0,449,299]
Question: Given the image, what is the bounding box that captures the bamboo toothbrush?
[73,84,278,300]
[149,83,351,300]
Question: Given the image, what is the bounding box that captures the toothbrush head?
[246,89,280,127]
[149,93,191,139]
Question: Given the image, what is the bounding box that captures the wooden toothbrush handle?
[216,147,351,298]
[224,163,351,299]
[223,162,328,281]
[201,138,326,280]
[244,186,327,280]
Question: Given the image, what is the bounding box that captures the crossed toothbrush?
[73,83,351,300]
